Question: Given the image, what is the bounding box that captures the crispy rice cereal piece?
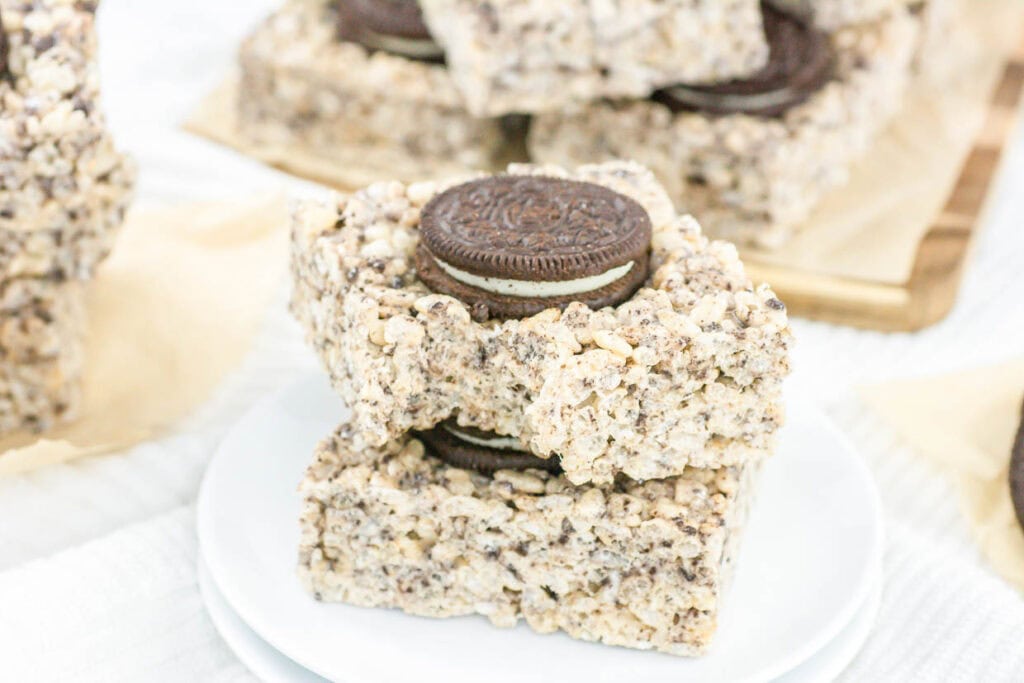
[528,11,918,248]
[237,0,509,186]
[418,0,770,117]
[0,279,84,434]
[291,161,791,485]
[300,427,761,656]
[0,0,135,278]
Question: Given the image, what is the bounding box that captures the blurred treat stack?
[235,0,955,248]
[0,0,134,435]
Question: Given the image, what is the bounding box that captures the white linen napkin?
[0,507,254,682]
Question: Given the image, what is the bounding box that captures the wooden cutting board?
[744,37,1024,332]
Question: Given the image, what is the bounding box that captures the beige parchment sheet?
[0,198,289,476]
[187,0,1022,286]
[860,358,1024,590]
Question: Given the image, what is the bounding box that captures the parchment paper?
[187,0,1022,286]
[860,358,1024,590]
[0,199,289,476]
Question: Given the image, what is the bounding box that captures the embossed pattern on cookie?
[416,175,652,320]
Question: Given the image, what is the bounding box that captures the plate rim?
[197,374,885,683]
[198,553,883,683]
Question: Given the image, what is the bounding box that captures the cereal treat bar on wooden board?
[237,0,512,187]
[417,0,770,117]
[0,279,84,433]
[528,7,917,248]
[299,427,762,656]
[290,160,791,485]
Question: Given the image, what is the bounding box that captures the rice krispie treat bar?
[528,9,917,248]
[0,280,84,433]
[237,0,509,186]
[291,161,791,485]
[0,0,133,434]
[300,427,761,656]
[417,0,770,117]
[0,0,135,277]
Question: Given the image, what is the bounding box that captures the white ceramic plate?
[198,555,882,683]
[197,373,884,683]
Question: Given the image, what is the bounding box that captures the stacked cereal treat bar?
[291,160,792,655]
[235,0,771,184]
[300,431,762,656]
[0,0,134,434]
[529,4,922,247]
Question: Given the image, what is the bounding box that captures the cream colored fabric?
[861,359,1024,589]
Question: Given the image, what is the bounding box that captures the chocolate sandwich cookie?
[415,175,652,321]
[336,0,443,61]
[653,4,834,118]
[418,420,561,475]
[1010,397,1024,532]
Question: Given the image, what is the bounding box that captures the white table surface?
[1,1,1023,680]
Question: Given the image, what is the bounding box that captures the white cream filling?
[360,30,445,60]
[444,425,528,452]
[434,258,635,298]
[662,85,803,113]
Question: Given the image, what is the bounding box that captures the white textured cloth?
[0,0,1023,681]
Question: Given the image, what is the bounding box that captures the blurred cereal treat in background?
[236,0,509,186]
[0,0,135,434]
[529,4,933,248]
[418,0,770,117]
[766,0,957,72]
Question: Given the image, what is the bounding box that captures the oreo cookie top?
[653,4,834,118]
[1010,397,1024,532]
[336,0,442,61]
[416,175,652,321]
[418,420,561,475]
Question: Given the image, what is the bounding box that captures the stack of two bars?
[290,160,792,656]
[0,0,134,435]
[239,0,954,248]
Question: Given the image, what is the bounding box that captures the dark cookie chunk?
[337,0,443,61]
[416,175,652,321]
[1010,397,1024,533]
[418,420,561,475]
[653,4,834,118]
